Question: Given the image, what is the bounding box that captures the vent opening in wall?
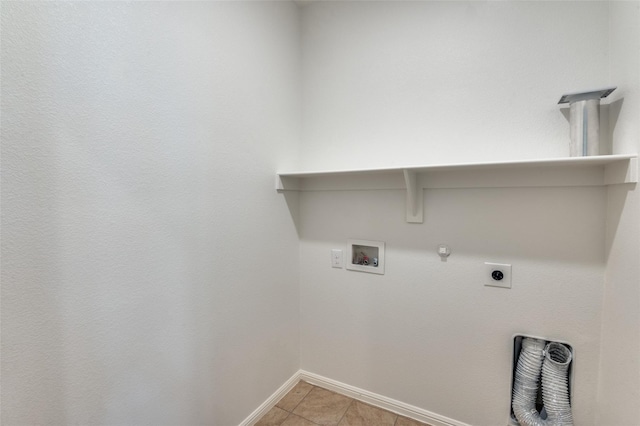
[346,239,385,275]
[509,335,574,426]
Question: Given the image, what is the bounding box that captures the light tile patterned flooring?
[256,381,432,426]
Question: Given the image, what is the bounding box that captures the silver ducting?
[541,342,573,425]
[558,87,616,157]
[511,338,573,426]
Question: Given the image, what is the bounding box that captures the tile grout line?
[281,382,320,425]
[335,398,355,426]
[289,382,315,417]
[299,384,340,426]
[277,383,310,411]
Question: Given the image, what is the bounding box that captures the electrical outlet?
[485,262,512,288]
[331,249,343,268]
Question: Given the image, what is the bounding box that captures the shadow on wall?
[604,99,636,260]
[604,182,637,262]
[296,185,610,266]
[282,191,302,236]
[558,96,635,261]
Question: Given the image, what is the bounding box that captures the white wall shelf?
[276,154,638,223]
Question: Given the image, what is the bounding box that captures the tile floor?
[255,381,432,426]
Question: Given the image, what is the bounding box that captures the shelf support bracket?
[403,170,423,223]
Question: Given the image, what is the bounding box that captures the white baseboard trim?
[239,370,302,426]
[240,369,470,426]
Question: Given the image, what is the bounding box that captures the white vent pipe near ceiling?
[512,338,573,426]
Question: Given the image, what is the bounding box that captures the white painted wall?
[300,1,610,171]
[2,2,638,425]
[1,2,300,425]
[598,1,640,424]
[299,187,606,425]
[298,2,615,425]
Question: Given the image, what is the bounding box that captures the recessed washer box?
[346,239,385,275]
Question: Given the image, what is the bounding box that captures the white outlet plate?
[331,249,343,268]
[485,262,512,288]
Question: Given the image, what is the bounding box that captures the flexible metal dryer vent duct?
[512,338,573,426]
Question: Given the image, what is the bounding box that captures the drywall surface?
[598,1,640,424]
[1,2,300,425]
[300,1,610,170]
[298,2,610,425]
[299,188,606,426]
